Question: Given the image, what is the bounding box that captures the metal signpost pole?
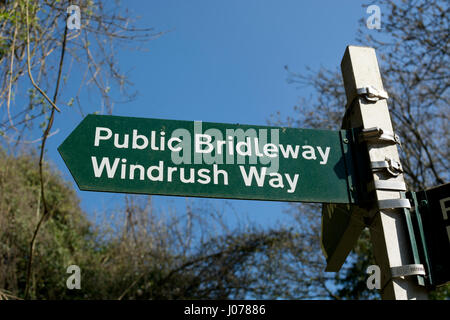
[340,45,429,299]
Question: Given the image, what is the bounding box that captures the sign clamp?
[356,85,389,102]
[391,264,426,278]
[368,180,407,192]
[377,198,412,210]
[371,158,403,176]
[358,127,402,146]
[344,85,389,110]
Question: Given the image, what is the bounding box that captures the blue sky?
[43,0,371,226]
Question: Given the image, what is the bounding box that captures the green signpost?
[58,114,358,204]
[57,46,446,300]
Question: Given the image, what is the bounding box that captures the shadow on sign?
[321,203,366,272]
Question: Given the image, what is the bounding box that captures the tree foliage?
[0,147,92,299]
[0,0,161,140]
[0,0,161,299]
[0,147,326,300]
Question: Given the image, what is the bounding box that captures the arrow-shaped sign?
[58,114,358,203]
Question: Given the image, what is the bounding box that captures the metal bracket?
[371,158,403,176]
[391,264,426,278]
[357,85,389,102]
[378,198,411,210]
[368,180,407,192]
[358,127,402,146]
